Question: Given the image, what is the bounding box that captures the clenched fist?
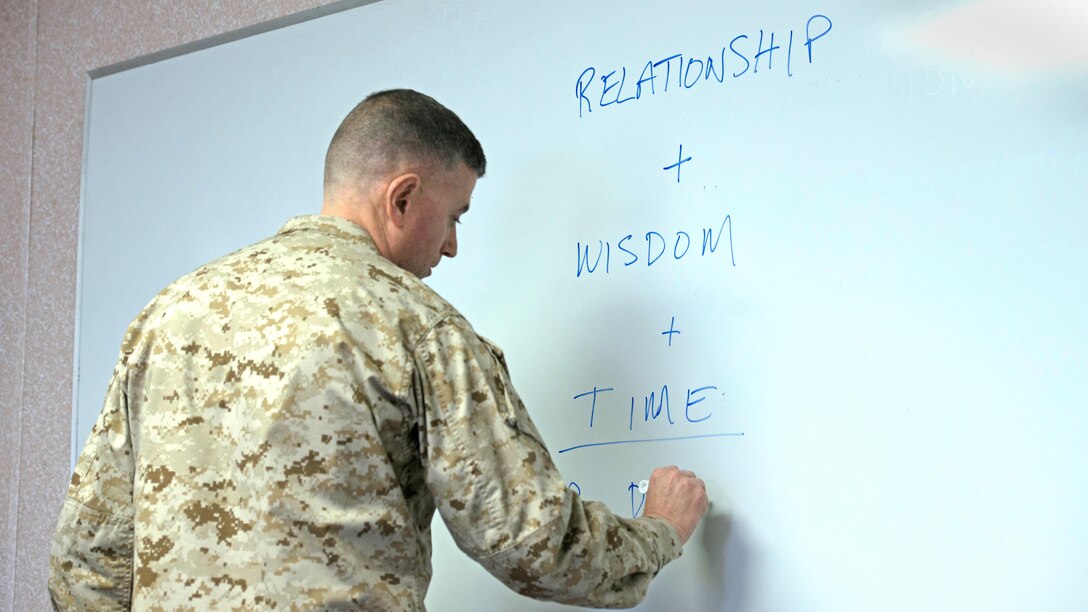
[642,465,709,545]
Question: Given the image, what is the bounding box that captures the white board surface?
[77,1,1088,610]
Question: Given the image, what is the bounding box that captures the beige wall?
[0,1,344,609]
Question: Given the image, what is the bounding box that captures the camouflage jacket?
[49,215,681,611]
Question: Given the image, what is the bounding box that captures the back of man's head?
[324,89,486,196]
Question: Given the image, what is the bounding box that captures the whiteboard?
[76,1,1088,610]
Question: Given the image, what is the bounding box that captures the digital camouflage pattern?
[49,215,682,611]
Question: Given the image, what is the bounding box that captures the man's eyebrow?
[457,202,471,214]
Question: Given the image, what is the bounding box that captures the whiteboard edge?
[87,0,385,80]
[70,72,94,472]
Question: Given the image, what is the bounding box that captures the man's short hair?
[324,89,486,191]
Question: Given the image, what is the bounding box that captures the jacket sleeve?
[414,315,682,608]
[49,369,135,611]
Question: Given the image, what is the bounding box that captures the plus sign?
[661,316,681,347]
[663,144,692,183]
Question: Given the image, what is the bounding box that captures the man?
[49,89,708,610]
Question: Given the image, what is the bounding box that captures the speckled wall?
[0,2,344,609]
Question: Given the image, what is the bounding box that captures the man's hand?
[642,465,709,545]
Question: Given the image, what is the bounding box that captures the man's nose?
[442,226,457,258]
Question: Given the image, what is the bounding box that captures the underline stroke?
[557,432,745,454]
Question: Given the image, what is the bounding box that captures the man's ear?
[385,173,421,229]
